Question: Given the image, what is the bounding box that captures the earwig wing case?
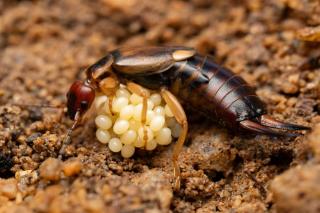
[111,46,195,75]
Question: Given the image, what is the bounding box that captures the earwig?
[65,46,310,190]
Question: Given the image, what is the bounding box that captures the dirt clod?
[0,178,18,199]
[63,159,82,177]
[270,165,320,213]
[39,158,62,181]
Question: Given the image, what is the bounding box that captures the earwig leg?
[108,96,114,115]
[240,120,300,137]
[160,88,188,191]
[127,82,150,146]
[99,77,120,115]
[259,115,310,131]
[59,110,81,159]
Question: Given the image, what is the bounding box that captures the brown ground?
[0,0,320,212]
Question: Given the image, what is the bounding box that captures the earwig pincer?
[64,46,310,190]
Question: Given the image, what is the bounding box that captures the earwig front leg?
[127,82,150,146]
[108,97,114,115]
[99,77,120,115]
[59,110,81,159]
[160,88,188,191]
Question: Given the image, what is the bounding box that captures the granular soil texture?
[1,0,320,212]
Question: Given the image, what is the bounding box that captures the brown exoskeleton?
[65,46,310,190]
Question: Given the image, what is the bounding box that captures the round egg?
[96,129,111,144]
[113,119,129,134]
[121,145,135,158]
[108,138,122,152]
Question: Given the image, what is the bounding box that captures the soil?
[0,0,320,212]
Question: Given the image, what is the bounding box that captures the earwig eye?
[80,101,89,110]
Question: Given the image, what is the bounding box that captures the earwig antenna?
[58,110,81,159]
[9,103,65,109]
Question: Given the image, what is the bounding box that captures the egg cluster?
[94,85,181,158]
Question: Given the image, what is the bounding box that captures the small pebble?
[63,159,82,177]
[0,178,17,199]
[39,158,62,181]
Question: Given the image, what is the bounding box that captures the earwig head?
[66,80,95,120]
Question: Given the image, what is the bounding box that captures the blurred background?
[0,0,320,212]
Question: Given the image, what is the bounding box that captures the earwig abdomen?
[168,54,267,129]
[118,51,308,135]
[117,53,266,129]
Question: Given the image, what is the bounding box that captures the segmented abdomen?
[170,54,266,127]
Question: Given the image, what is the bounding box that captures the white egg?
[155,127,172,145]
[146,110,155,124]
[172,123,182,138]
[150,115,165,131]
[112,97,129,113]
[116,88,131,98]
[129,119,141,131]
[95,115,112,130]
[153,106,165,116]
[150,93,162,106]
[146,140,157,151]
[138,126,154,143]
[94,95,108,110]
[147,100,154,110]
[108,138,122,152]
[113,119,129,134]
[130,93,143,105]
[133,104,143,121]
[120,130,137,145]
[134,137,145,148]
[96,129,111,144]
[121,144,135,158]
[119,105,134,120]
